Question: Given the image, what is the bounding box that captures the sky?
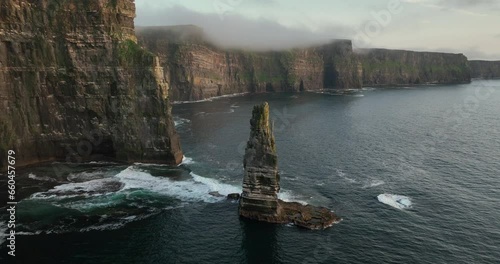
[134,0,500,60]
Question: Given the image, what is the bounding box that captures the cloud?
[133,3,500,59]
[403,0,498,16]
[437,0,497,7]
[135,5,355,50]
[398,45,500,60]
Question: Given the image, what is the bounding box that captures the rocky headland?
[0,0,183,171]
[137,25,473,102]
[469,60,500,79]
[239,102,340,229]
[138,26,362,101]
[359,48,471,86]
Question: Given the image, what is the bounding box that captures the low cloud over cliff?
[135,5,352,51]
[135,1,500,59]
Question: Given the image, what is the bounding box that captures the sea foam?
[28,173,58,182]
[377,193,412,210]
[115,166,241,203]
[0,221,7,246]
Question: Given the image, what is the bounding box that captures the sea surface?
[1,80,499,263]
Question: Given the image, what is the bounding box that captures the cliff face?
[0,0,183,170]
[137,27,362,101]
[240,102,281,219]
[469,60,500,79]
[138,26,475,101]
[239,102,339,229]
[359,49,471,86]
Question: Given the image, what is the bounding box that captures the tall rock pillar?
[239,102,283,221]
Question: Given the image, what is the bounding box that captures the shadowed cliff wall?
[469,60,500,79]
[0,0,183,170]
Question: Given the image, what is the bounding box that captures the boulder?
[227,193,241,200]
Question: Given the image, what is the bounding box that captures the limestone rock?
[359,48,471,86]
[239,102,340,230]
[239,102,281,219]
[0,0,183,171]
[227,193,241,200]
[469,60,500,79]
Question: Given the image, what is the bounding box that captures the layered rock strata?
[359,48,471,86]
[469,60,500,79]
[137,27,362,101]
[239,102,340,229]
[0,0,183,171]
[137,26,474,102]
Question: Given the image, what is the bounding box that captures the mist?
[134,5,355,51]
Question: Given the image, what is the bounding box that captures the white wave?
[173,92,249,104]
[115,166,240,203]
[174,116,191,127]
[88,161,119,165]
[16,231,43,236]
[31,178,123,199]
[336,169,357,183]
[28,173,58,183]
[78,214,152,233]
[230,103,240,108]
[377,194,412,210]
[62,197,121,212]
[363,180,385,188]
[133,162,170,167]
[67,170,107,182]
[190,172,241,196]
[180,156,195,165]
[0,221,7,246]
[278,190,308,205]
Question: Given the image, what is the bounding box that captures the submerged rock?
[227,193,241,200]
[239,102,340,230]
[209,191,224,198]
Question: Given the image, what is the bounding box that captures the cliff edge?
[359,48,471,86]
[469,60,500,79]
[0,0,183,171]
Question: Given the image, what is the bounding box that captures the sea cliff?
[138,26,473,101]
[138,26,362,101]
[359,48,471,86]
[0,0,183,171]
[469,60,500,79]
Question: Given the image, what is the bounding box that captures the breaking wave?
[0,221,7,246]
[115,166,241,203]
[173,92,249,104]
[174,116,191,127]
[28,173,58,182]
[362,180,385,188]
[180,156,195,165]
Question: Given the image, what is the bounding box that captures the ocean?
[1,80,499,263]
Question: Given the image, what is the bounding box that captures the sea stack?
[239,102,340,229]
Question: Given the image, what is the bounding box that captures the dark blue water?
[1,80,499,263]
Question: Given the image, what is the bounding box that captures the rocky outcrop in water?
[359,49,471,86]
[0,0,183,171]
[469,60,500,79]
[239,102,340,229]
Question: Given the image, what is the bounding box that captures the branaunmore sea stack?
[239,102,340,229]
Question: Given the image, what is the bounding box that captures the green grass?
[117,40,155,65]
